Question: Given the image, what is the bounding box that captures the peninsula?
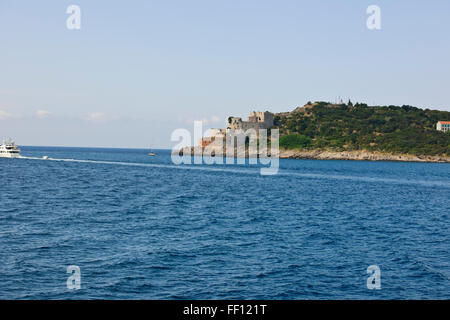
[180,101,450,163]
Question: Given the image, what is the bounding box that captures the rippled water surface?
[1,146,449,299]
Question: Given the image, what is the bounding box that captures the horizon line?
[18,144,171,150]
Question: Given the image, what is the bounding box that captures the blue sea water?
[0,146,449,300]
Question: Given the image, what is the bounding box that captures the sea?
[0,146,449,299]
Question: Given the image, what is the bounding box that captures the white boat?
[148,147,157,156]
[0,138,21,158]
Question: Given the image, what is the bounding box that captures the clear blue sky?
[1,0,449,148]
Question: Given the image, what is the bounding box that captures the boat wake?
[18,156,450,188]
[18,156,261,175]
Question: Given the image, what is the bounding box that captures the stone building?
[199,111,274,147]
[228,111,274,131]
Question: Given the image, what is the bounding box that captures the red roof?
[439,121,450,124]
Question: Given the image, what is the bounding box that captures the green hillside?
[274,102,450,156]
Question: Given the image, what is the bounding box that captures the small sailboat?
[148,147,157,156]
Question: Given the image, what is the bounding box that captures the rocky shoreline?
[278,149,450,163]
[176,147,450,163]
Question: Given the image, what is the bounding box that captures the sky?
[1,0,450,148]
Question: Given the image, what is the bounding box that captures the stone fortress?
[228,111,275,131]
[200,111,274,147]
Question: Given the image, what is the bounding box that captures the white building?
[436,121,450,132]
